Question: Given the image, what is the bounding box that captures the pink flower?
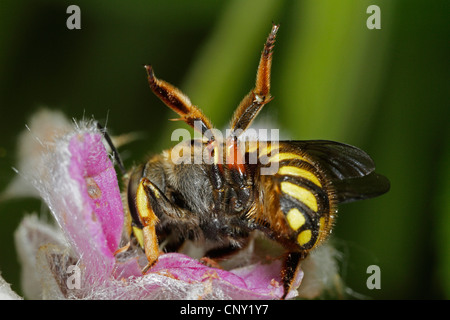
[11,110,308,300]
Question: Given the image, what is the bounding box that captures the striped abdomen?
[248,141,337,252]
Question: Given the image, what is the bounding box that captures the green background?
[0,0,448,299]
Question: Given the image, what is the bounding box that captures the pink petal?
[68,132,123,257]
[113,253,288,299]
[151,253,247,287]
[32,123,124,284]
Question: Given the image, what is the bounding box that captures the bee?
[109,24,390,299]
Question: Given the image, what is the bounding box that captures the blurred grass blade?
[278,1,393,143]
[182,0,284,127]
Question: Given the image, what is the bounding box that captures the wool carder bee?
[111,24,390,299]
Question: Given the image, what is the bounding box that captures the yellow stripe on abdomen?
[257,144,280,158]
[280,181,318,212]
[278,166,322,187]
[286,208,306,231]
[297,229,312,247]
[268,152,309,163]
